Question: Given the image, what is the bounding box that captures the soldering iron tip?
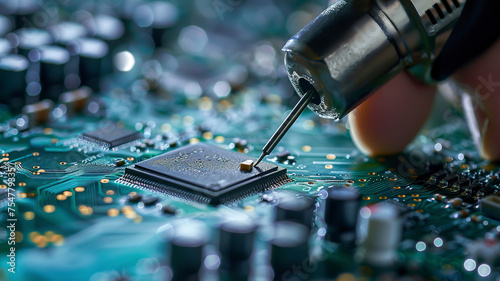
[254,154,265,167]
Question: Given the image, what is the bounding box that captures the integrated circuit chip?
[119,143,292,204]
[82,123,141,148]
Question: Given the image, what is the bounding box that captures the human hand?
[348,38,500,161]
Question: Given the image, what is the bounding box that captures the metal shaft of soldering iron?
[255,89,314,166]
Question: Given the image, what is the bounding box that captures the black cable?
[431,0,500,81]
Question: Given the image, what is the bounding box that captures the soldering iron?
[255,0,500,166]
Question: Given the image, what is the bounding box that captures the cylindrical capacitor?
[270,221,310,280]
[89,15,125,52]
[169,219,210,281]
[118,0,143,40]
[0,54,29,112]
[0,15,13,37]
[47,22,87,89]
[0,0,41,30]
[15,28,53,57]
[89,15,125,77]
[219,219,257,277]
[324,188,360,244]
[33,45,70,101]
[133,1,179,47]
[48,22,88,46]
[356,204,402,267]
[275,194,316,229]
[68,37,108,91]
[0,38,13,57]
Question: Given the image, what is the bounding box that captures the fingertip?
[480,119,500,161]
[453,38,500,162]
[348,71,436,156]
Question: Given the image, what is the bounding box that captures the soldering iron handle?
[431,0,500,80]
[283,0,499,120]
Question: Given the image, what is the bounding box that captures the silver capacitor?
[356,204,402,266]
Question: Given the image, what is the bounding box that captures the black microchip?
[82,123,141,148]
[119,143,291,204]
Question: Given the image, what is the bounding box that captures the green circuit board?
[1,90,499,281]
[0,0,500,280]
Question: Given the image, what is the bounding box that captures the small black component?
[414,169,434,180]
[474,175,487,183]
[424,184,440,190]
[413,161,443,180]
[197,125,210,133]
[276,150,291,162]
[401,212,426,230]
[128,193,142,203]
[464,183,483,200]
[144,139,155,147]
[120,143,291,204]
[82,124,141,148]
[468,183,483,192]
[161,205,176,215]
[428,161,444,171]
[486,174,500,186]
[454,178,470,190]
[442,174,459,186]
[141,196,159,206]
[233,138,248,149]
[115,159,125,167]
[479,186,496,197]
[432,171,448,181]
[261,194,275,203]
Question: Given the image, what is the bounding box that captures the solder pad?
[119,143,292,204]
